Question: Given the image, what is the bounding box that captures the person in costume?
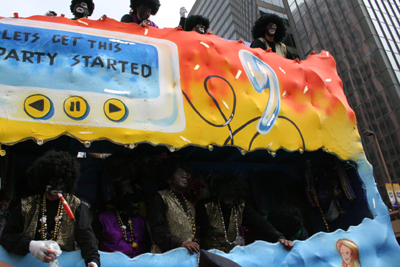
[0,150,100,267]
[196,174,294,253]
[267,203,308,241]
[178,7,187,30]
[336,239,361,267]
[121,0,160,28]
[92,188,148,258]
[250,14,295,59]
[45,10,57,17]
[70,0,95,20]
[147,158,199,254]
[184,15,210,34]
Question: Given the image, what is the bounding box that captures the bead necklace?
[170,190,196,237]
[115,210,138,248]
[336,159,356,200]
[306,164,329,232]
[217,200,239,245]
[39,194,63,240]
[241,226,248,245]
[312,185,330,232]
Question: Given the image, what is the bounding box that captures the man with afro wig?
[0,150,100,267]
[196,174,294,253]
[121,0,160,28]
[183,15,210,34]
[147,158,200,254]
[70,0,95,20]
[251,14,295,59]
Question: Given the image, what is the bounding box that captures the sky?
[0,0,196,28]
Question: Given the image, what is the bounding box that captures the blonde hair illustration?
[336,239,361,267]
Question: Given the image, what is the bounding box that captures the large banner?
[0,16,360,161]
[0,18,185,133]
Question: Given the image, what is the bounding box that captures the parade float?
[0,14,399,267]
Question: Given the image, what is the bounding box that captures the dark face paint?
[121,201,142,216]
[168,167,191,192]
[194,24,206,34]
[73,2,89,18]
[45,11,57,17]
[45,179,65,201]
[219,192,239,209]
[47,180,66,189]
[137,5,151,22]
[265,23,277,37]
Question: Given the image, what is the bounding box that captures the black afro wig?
[184,15,210,32]
[268,203,304,240]
[111,186,145,213]
[103,148,136,182]
[27,150,80,195]
[157,158,192,190]
[70,0,95,16]
[130,0,161,15]
[251,13,287,43]
[211,173,248,201]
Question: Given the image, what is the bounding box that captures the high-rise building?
[286,0,400,206]
[189,0,258,41]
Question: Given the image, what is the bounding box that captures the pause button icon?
[64,96,88,120]
[70,101,81,112]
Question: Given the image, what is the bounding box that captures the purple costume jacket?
[97,210,147,258]
[120,13,158,28]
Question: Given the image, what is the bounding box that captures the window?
[259,0,284,8]
[372,19,384,37]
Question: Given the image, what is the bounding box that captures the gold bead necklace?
[312,186,330,232]
[218,200,239,245]
[170,190,196,236]
[115,209,138,248]
[39,193,63,240]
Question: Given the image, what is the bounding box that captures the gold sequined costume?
[21,194,81,251]
[202,200,245,253]
[158,189,195,241]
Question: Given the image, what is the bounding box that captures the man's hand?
[88,262,98,267]
[181,240,200,254]
[278,239,294,250]
[140,20,150,27]
[180,7,187,18]
[29,240,61,262]
[44,248,56,263]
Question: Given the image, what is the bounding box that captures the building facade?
[189,0,258,41]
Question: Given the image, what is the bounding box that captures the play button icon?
[104,99,128,122]
[109,103,122,113]
[24,94,53,119]
[29,99,44,111]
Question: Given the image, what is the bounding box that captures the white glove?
[48,241,62,266]
[29,240,61,262]
[180,7,187,17]
[88,262,98,267]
